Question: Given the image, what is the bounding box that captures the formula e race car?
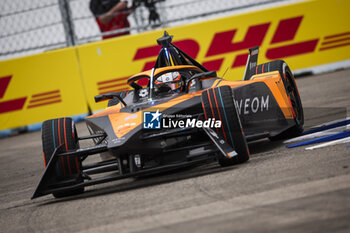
[32,31,303,199]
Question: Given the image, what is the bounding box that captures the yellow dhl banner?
[0,0,349,130]
[0,48,88,130]
[78,0,350,111]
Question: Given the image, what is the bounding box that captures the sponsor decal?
[124,114,138,121]
[133,16,319,72]
[139,89,149,98]
[96,8,350,94]
[134,154,141,167]
[0,75,63,115]
[27,90,61,109]
[96,76,129,95]
[0,75,27,114]
[111,137,126,143]
[319,31,350,51]
[100,13,348,89]
[235,95,270,115]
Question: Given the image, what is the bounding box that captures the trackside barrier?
[0,48,88,131]
[0,114,87,138]
[77,0,350,111]
[0,0,349,133]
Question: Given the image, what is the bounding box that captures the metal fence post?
[58,0,76,46]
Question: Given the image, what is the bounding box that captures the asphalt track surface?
[1,69,350,233]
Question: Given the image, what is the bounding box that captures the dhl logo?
[134,16,320,71]
[97,76,129,95]
[98,15,350,93]
[0,76,26,114]
[0,75,62,114]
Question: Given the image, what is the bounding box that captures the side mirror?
[185,71,217,92]
[94,92,127,107]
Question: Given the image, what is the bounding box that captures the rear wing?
[243,46,259,81]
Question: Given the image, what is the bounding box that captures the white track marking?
[305,137,350,150]
[284,125,350,144]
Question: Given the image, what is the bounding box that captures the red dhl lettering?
[99,16,350,96]
[0,75,27,114]
[205,22,270,57]
[132,15,320,72]
[0,75,63,114]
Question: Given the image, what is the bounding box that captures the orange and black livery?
[32,32,303,199]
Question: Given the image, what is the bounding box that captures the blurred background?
[0,0,296,61]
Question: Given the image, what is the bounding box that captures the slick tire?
[250,60,304,140]
[41,118,84,198]
[202,86,250,166]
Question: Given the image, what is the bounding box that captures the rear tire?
[251,60,304,139]
[42,118,84,198]
[202,86,250,166]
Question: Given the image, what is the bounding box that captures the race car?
[32,31,303,199]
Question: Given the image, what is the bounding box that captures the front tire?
[42,118,84,198]
[202,86,250,166]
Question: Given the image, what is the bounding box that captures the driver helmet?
[155,71,183,93]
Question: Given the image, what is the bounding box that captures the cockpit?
[126,65,206,102]
[94,31,218,107]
